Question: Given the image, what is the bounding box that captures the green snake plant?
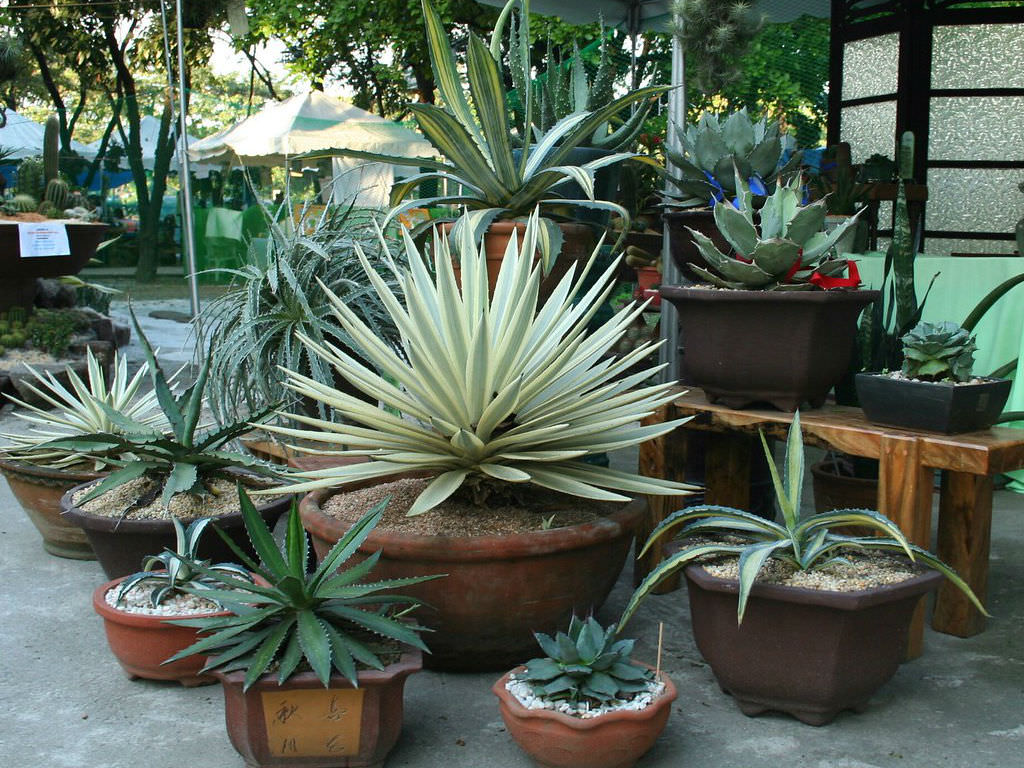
[618,411,986,628]
[322,0,669,269]
[259,210,695,516]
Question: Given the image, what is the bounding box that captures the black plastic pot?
[660,287,880,411]
[855,373,1012,434]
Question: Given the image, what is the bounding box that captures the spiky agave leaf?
[261,210,697,515]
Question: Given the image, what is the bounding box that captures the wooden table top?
[670,387,1024,476]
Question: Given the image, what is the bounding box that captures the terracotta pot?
[0,221,108,312]
[493,665,676,768]
[0,458,102,559]
[92,574,228,687]
[300,488,645,671]
[856,372,1012,434]
[659,286,880,411]
[684,564,944,725]
[212,650,422,768]
[446,220,594,304]
[61,478,294,579]
[633,266,661,291]
[664,208,729,281]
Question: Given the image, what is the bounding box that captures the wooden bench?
[637,388,1024,657]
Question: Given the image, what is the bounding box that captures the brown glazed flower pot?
[0,458,102,559]
[212,650,422,768]
[810,458,878,514]
[61,479,293,579]
[684,564,945,725]
[659,287,880,411]
[664,208,729,282]
[92,575,228,687]
[300,488,645,672]
[492,667,676,768]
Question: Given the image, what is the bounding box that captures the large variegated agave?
[263,211,695,516]
[0,347,166,470]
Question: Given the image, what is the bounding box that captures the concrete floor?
[1,305,1023,767]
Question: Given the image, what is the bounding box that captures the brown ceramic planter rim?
[211,647,424,689]
[492,664,678,732]
[685,563,944,610]
[61,475,289,533]
[0,457,104,484]
[301,487,642,562]
[92,573,231,626]
[659,285,881,305]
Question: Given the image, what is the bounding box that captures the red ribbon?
[809,259,862,289]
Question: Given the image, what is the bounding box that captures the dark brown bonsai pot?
[659,287,880,411]
[301,486,645,672]
[61,478,293,579]
[92,574,229,687]
[492,665,677,768]
[0,458,101,559]
[212,649,422,768]
[664,208,728,281]
[856,373,1012,434]
[684,564,944,726]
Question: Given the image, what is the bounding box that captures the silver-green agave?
[262,211,696,515]
[0,348,166,470]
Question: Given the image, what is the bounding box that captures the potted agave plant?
[331,0,667,293]
[92,516,252,687]
[267,212,694,670]
[856,320,1012,434]
[0,347,164,559]
[53,311,290,578]
[167,489,437,768]
[493,616,676,768]
[619,412,986,726]
[659,168,878,410]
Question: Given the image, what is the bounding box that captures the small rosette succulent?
[520,617,653,705]
[901,321,977,382]
[688,168,863,290]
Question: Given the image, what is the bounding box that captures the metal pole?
[659,31,685,382]
[172,0,201,318]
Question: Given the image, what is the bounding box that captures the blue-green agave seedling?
[520,616,653,705]
[167,489,440,690]
[900,321,977,383]
[618,411,987,628]
[688,168,863,290]
[116,517,251,608]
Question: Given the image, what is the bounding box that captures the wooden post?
[878,435,934,659]
[933,471,992,637]
[704,433,752,510]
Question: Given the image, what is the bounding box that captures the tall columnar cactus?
[891,132,916,332]
[901,321,977,383]
[43,114,59,183]
[1015,181,1024,256]
[687,168,861,290]
[670,0,763,92]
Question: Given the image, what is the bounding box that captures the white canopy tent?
[0,110,95,160]
[188,92,435,208]
[84,114,215,178]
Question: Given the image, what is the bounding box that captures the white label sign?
[18,222,71,258]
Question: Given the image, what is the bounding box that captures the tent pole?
[163,0,201,320]
[659,28,685,384]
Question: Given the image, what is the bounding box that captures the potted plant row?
[619,412,986,725]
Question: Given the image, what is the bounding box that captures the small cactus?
[901,321,977,383]
[36,200,59,218]
[11,193,37,212]
[44,178,69,210]
[16,156,44,199]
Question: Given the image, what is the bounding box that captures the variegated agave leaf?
[0,348,168,470]
[263,210,697,515]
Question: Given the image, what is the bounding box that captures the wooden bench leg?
[636,406,692,591]
[933,471,992,637]
[704,432,752,510]
[878,435,933,660]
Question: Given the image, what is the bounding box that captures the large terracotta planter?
[447,220,594,304]
[493,666,676,768]
[92,574,227,687]
[212,650,422,768]
[659,286,880,411]
[0,221,108,312]
[684,564,944,725]
[0,458,101,559]
[61,478,293,579]
[300,488,645,671]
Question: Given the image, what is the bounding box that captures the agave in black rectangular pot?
[855,373,1011,434]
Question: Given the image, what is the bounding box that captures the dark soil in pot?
[61,476,293,579]
[300,477,645,671]
[660,286,880,411]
